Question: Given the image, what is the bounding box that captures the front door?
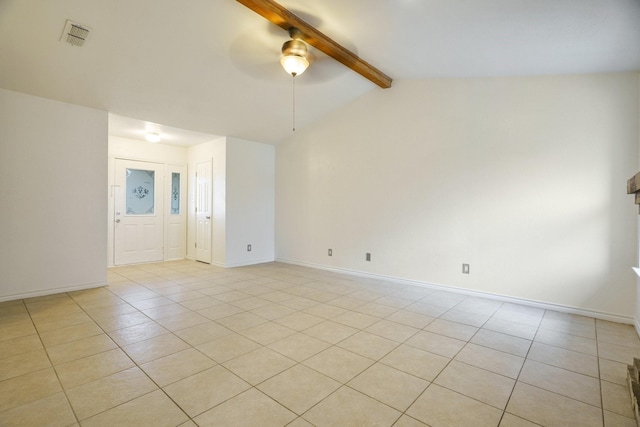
[114,159,164,265]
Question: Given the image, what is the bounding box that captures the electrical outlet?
[247,244,252,252]
[328,249,332,256]
[462,264,470,274]
[366,253,371,262]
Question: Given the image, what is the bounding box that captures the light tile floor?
[1,260,640,426]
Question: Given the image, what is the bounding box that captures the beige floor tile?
[598,326,640,348]
[274,312,325,331]
[506,382,603,427]
[230,296,272,311]
[601,380,634,418]
[166,290,208,303]
[393,415,430,426]
[173,321,232,346]
[0,319,37,342]
[303,386,401,426]
[0,368,62,412]
[534,328,597,356]
[354,302,398,317]
[140,348,216,387]
[55,348,133,389]
[197,304,245,320]
[129,296,175,311]
[250,303,297,320]
[215,311,268,331]
[471,329,532,357]
[528,342,599,377]
[32,311,94,333]
[240,321,296,345]
[434,360,515,409]
[453,297,502,316]
[499,413,542,426]
[213,290,252,302]
[303,303,348,319]
[348,363,429,411]
[0,334,42,359]
[380,344,449,381]
[0,391,76,427]
[424,318,479,341]
[107,321,169,347]
[66,367,157,420]
[519,359,601,406]
[332,311,381,330]
[326,296,368,310]
[407,384,503,427]
[337,330,399,360]
[483,317,538,340]
[286,417,315,427]
[302,320,359,344]
[406,330,466,358]
[123,333,190,364]
[142,303,193,321]
[440,309,492,327]
[405,302,449,317]
[80,299,143,317]
[257,364,340,415]
[94,311,153,332]
[154,311,210,331]
[365,319,420,342]
[599,358,628,386]
[39,321,104,348]
[81,389,188,427]
[47,334,117,365]
[0,348,51,382]
[455,343,524,378]
[268,332,331,361]
[598,341,640,364]
[303,346,374,383]
[163,365,250,417]
[223,347,296,385]
[538,317,597,339]
[194,387,297,427]
[177,296,222,311]
[197,333,261,363]
[604,410,636,427]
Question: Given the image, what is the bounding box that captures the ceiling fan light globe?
[280,54,309,76]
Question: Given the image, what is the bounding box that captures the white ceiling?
[1,0,639,145]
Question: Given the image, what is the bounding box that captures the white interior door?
[114,159,164,265]
[165,165,186,260]
[196,160,212,263]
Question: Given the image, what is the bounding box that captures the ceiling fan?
[235,0,393,89]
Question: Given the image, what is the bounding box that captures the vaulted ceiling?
[1,0,639,144]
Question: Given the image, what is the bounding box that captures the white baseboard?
[225,257,275,268]
[0,281,106,303]
[276,257,635,325]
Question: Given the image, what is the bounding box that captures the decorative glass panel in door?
[171,172,180,214]
[125,169,155,215]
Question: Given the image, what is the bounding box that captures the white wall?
[225,137,275,267]
[0,89,107,301]
[276,73,640,319]
[107,136,188,266]
[187,137,275,267]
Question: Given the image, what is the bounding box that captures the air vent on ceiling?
[60,20,90,47]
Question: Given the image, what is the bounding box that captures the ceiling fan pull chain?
[292,74,296,132]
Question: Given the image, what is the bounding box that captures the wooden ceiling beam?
[235,0,393,89]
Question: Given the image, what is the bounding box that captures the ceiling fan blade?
[235,0,392,89]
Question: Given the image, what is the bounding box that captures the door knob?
[206,216,211,219]
[115,219,121,223]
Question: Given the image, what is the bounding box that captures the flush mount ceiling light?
[145,132,161,143]
[280,28,309,77]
